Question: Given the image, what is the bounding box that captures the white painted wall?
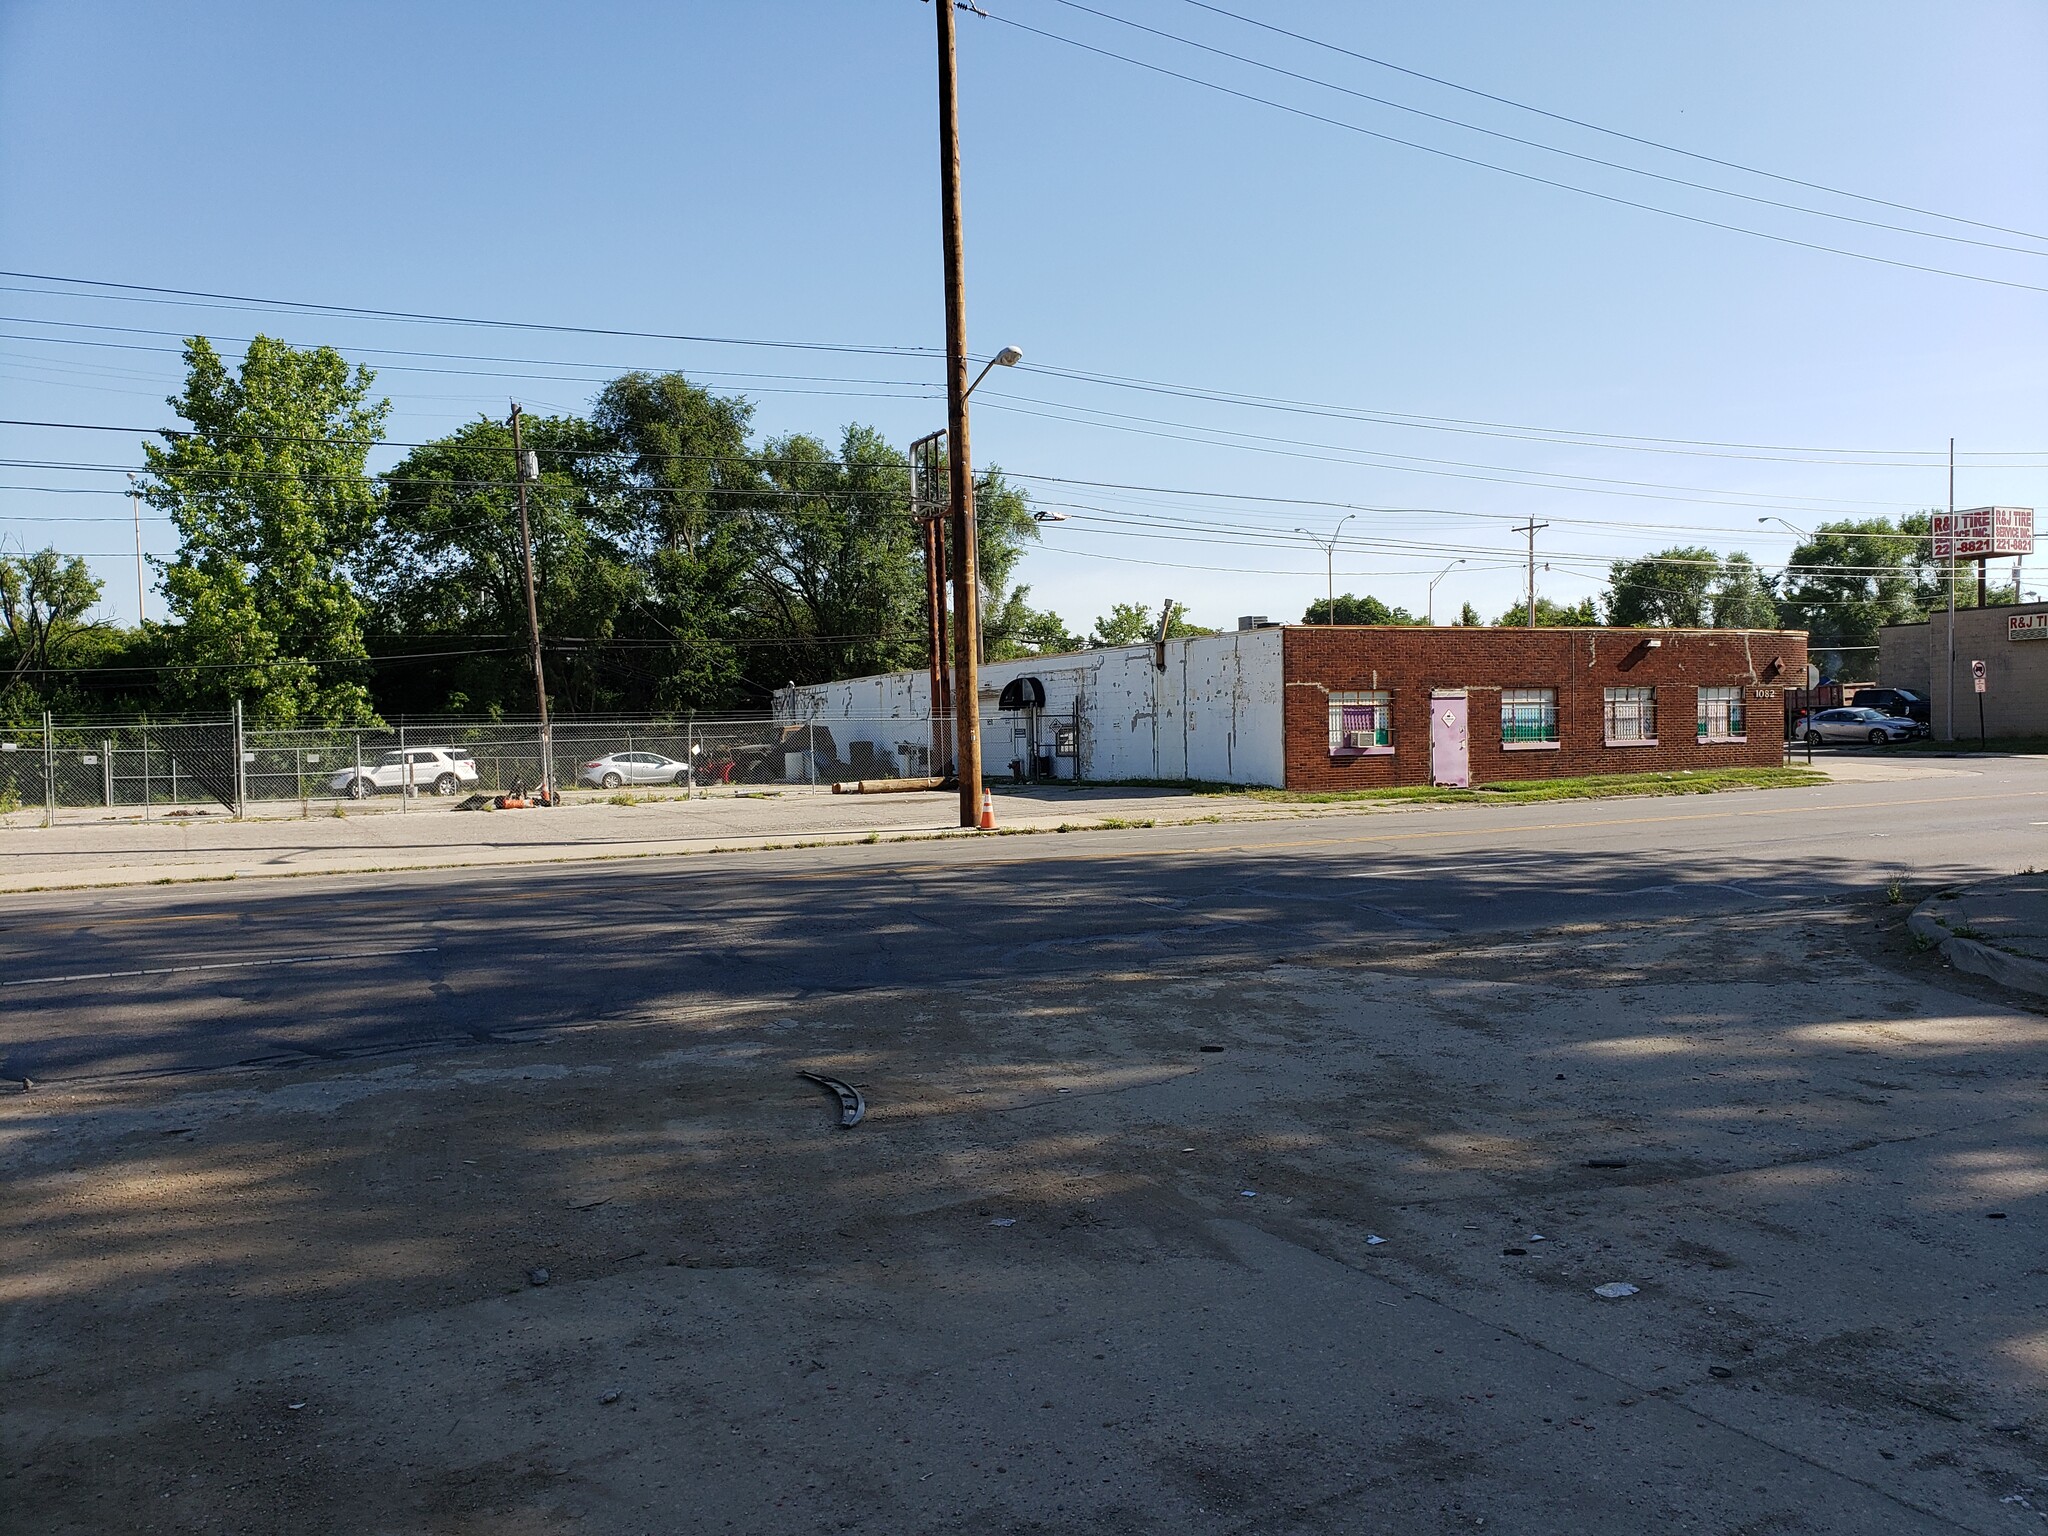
[776,627,1286,786]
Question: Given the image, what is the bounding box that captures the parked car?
[577,750,694,789]
[327,746,480,798]
[1850,687,1930,723]
[1801,707,1924,745]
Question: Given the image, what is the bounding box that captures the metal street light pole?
[1946,437,1956,743]
[126,472,146,624]
[1427,558,1466,625]
[1295,514,1354,623]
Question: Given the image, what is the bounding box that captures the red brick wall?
[1281,626,1807,790]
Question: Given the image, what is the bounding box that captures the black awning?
[997,676,1046,711]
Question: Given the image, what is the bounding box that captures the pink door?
[1430,691,1469,787]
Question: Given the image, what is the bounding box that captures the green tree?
[0,549,103,693]
[1603,547,1719,626]
[1088,601,1211,647]
[750,427,921,687]
[591,372,764,710]
[1709,553,1780,628]
[1302,593,1418,625]
[369,412,641,716]
[1089,603,1155,647]
[984,584,1081,659]
[1778,517,1928,673]
[1494,596,1599,626]
[1457,601,1481,627]
[144,336,387,724]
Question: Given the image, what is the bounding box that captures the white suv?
[328,747,481,799]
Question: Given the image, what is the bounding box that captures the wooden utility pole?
[1515,518,1548,628]
[510,404,553,797]
[935,0,982,827]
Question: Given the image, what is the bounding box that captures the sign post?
[1971,658,1987,751]
[1935,507,2033,742]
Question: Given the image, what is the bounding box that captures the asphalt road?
[4,758,2042,1084]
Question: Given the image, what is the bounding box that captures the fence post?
[354,732,362,802]
[142,723,152,822]
[807,721,816,786]
[297,746,307,819]
[399,722,409,810]
[232,700,246,818]
[102,739,113,808]
[42,710,55,824]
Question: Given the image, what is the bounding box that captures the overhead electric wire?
[0,271,944,358]
[981,9,2048,295]
[1171,0,2048,246]
[977,393,1932,511]
[9,273,2043,462]
[1040,0,2048,259]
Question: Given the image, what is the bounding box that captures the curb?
[1909,891,2048,1001]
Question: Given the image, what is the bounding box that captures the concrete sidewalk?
[0,784,1325,891]
[1910,873,2048,998]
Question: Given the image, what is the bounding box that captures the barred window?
[1604,686,1657,743]
[1500,687,1558,745]
[1328,690,1393,754]
[1697,686,1746,741]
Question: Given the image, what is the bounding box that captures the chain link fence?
[0,710,949,822]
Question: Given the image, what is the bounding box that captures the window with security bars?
[1604,686,1657,744]
[1697,686,1746,740]
[1500,687,1558,745]
[1328,691,1393,754]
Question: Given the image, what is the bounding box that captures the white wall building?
[775,626,1286,786]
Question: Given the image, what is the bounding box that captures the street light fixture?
[1426,558,1466,625]
[1295,514,1356,623]
[965,345,1023,401]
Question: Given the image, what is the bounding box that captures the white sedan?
[577,750,694,789]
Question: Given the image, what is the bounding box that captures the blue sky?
[1,0,2043,632]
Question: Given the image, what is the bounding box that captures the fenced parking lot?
[0,712,957,822]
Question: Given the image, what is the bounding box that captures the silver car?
[578,750,694,789]
[1802,707,1920,746]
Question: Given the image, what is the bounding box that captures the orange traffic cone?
[978,788,995,830]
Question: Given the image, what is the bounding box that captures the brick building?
[781,623,1806,790]
[1283,624,1804,790]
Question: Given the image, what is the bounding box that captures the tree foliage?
[1493,596,1600,627]
[1087,602,1212,647]
[1302,592,1419,625]
[0,549,102,688]
[144,336,387,724]
[1777,517,1931,670]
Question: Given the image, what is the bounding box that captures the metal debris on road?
[1366,1235,1387,1245]
[527,1267,551,1287]
[799,1071,866,1129]
[1592,1282,1639,1298]
[989,1217,1016,1227]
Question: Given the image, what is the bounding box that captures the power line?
[0,272,943,358]
[1171,0,2048,246]
[982,9,2048,295]
[1039,0,2048,258]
